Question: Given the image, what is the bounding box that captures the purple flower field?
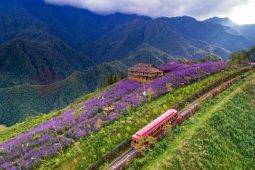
[0,62,225,169]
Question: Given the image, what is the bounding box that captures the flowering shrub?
[0,62,225,169]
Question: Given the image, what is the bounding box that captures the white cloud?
[226,0,255,25]
[44,0,254,23]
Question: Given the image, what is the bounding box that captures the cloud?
[44,0,249,20]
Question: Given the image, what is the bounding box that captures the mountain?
[0,0,146,88]
[205,17,255,44]
[204,17,238,27]
[235,25,255,44]
[82,18,232,63]
[0,47,180,126]
[161,16,252,51]
[22,0,149,47]
[0,38,92,88]
[0,0,254,126]
[143,19,231,60]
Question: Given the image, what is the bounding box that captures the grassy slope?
[127,72,255,170]
[35,69,238,169]
[0,86,110,143]
[0,44,179,127]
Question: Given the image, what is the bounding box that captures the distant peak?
[204,17,238,27]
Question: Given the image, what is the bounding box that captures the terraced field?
[0,67,251,170]
[127,72,255,170]
[48,68,242,170]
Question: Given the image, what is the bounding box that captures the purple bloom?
[0,62,225,169]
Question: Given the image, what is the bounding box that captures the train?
[131,79,234,149]
[109,78,236,169]
[131,109,178,148]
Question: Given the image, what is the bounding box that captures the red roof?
[132,109,177,139]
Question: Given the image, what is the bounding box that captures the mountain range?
[0,0,255,126]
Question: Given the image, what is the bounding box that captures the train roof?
[132,109,177,139]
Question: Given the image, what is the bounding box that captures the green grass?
[127,72,255,170]
[35,69,240,169]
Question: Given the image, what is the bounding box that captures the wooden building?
[128,63,164,82]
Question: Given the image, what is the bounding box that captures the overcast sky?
[44,0,255,25]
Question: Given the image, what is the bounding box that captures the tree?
[247,46,255,62]
[197,55,222,63]
[228,50,249,65]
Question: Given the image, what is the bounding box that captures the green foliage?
[99,74,123,87]
[127,72,255,170]
[34,69,237,169]
[247,46,255,62]
[197,55,223,63]
[0,39,92,88]
[228,46,255,64]
[0,61,124,126]
[228,50,249,64]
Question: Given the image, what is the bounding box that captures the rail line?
[109,148,136,170]
[108,77,238,170]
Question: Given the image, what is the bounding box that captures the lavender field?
[0,62,225,169]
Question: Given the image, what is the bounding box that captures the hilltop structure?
[128,63,164,82]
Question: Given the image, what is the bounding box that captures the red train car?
[131,109,178,148]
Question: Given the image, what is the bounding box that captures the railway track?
[109,148,137,170]
[108,78,238,170]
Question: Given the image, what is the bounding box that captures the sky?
[44,0,255,25]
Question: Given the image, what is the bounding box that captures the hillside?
[235,25,255,44]
[0,1,254,170]
[0,38,92,87]
[127,72,255,170]
[82,18,233,63]
[0,50,181,126]
[204,17,238,27]
[205,17,255,44]
[161,16,252,51]
[0,0,254,128]
[0,63,244,169]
